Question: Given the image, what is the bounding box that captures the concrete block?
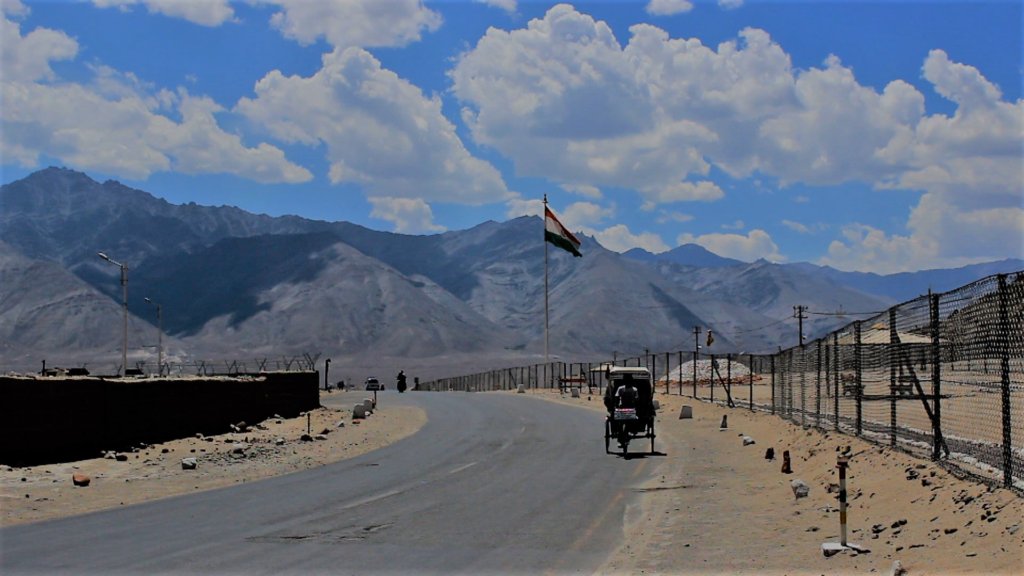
[679,405,693,419]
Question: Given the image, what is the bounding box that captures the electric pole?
[793,305,807,347]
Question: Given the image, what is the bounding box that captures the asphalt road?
[1,392,656,575]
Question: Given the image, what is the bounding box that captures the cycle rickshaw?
[601,366,657,455]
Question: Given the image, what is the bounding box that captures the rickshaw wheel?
[604,419,611,454]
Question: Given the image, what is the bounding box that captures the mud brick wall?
[0,371,319,465]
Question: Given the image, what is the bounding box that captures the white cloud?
[0,14,77,83]
[451,5,1022,272]
[93,0,235,26]
[781,219,810,234]
[1,0,27,17]
[821,195,1024,274]
[560,201,614,232]
[0,14,311,183]
[656,210,694,224]
[646,0,694,17]
[677,229,782,262]
[369,197,445,234]
[597,224,670,253]
[718,0,743,10]
[560,183,602,199]
[476,0,516,14]
[237,47,509,204]
[505,196,543,219]
[721,219,744,230]
[265,0,441,48]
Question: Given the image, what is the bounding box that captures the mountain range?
[2,167,1020,379]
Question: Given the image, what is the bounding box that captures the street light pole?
[144,298,162,376]
[98,252,128,377]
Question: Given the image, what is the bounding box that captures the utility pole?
[793,305,807,347]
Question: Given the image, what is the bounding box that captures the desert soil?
[3,387,1021,575]
[526,386,1023,575]
[0,390,425,526]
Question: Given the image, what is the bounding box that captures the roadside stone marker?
[679,405,693,419]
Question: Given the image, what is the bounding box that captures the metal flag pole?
[544,194,550,387]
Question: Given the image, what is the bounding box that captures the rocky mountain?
[1,167,1014,375]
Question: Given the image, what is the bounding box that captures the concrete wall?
[0,371,319,465]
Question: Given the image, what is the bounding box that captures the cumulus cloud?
[598,224,670,253]
[646,0,694,17]
[237,47,509,205]
[0,14,311,182]
[560,201,614,232]
[451,5,1023,271]
[505,196,543,219]
[93,0,235,26]
[264,0,441,48]
[677,229,782,262]
[369,197,446,234]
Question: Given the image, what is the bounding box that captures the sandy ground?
[524,386,1023,576]
[3,386,1021,575]
[0,390,425,527]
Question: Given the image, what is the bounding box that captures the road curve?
[1,392,655,575]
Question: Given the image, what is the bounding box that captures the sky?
[1,0,1021,274]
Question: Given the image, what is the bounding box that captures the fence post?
[833,332,840,431]
[855,321,863,437]
[930,293,942,461]
[693,351,698,398]
[997,274,1013,488]
[890,308,898,449]
[770,354,776,415]
[678,351,683,396]
[816,339,822,428]
[710,354,716,403]
[665,352,670,395]
[726,353,732,404]
[749,353,754,411]
[799,346,806,427]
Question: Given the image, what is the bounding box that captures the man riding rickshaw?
[601,366,656,455]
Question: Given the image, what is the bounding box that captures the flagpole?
[544,194,550,388]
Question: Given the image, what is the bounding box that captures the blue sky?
[2,0,1021,273]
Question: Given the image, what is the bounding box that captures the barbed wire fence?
[1,353,320,378]
[422,272,1023,493]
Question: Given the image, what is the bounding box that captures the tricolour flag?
[545,206,582,257]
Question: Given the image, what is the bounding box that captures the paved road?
[1,392,655,575]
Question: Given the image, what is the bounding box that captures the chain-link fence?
[422,272,1024,492]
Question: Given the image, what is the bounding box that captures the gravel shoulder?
[0,390,425,527]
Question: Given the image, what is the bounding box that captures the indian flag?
[545,206,582,257]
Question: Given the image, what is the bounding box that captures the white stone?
[791,479,810,498]
[181,457,198,470]
[743,436,756,446]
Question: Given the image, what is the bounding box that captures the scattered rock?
[300,434,313,442]
[320,428,332,435]
[275,437,286,446]
[906,469,920,480]
[1007,524,1020,535]
[765,447,775,460]
[72,473,91,487]
[353,404,368,419]
[742,436,756,446]
[720,415,728,429]
[791,479,810,499]
[337,421,346,428]
[872,524,887,535]
[115,453,128,462]
[314,434,327,441]
[231,444,247,455]
[161,448,170,454]
[235,421,248,433]
[826,482,840,494]
[890,559,907,576]
[181,457,197,470]
[944,528,958,535]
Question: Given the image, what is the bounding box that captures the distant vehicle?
[365,377,383,391]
